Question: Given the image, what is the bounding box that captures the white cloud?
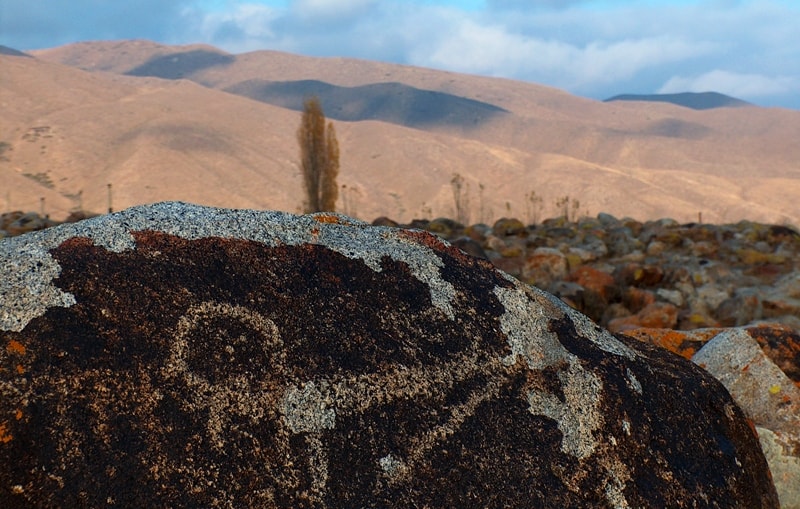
[659,70,798,99]
[410,17,717,90]
[186,3,283,52]
[289,0,377,23]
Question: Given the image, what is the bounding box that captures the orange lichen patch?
[15,409,23,420]
[16,364,25,375]
[746,324,800,384]
[399,229,449,250]
[623,328,722,360]
[0,422,12,443]
[6,339,25,355]
[313,214,349,225]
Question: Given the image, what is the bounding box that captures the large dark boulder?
[0,202,778,507]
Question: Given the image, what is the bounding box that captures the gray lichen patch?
[494,284,572,370]
[0,242,76,332]
[282,381,337,434]
[526,362,603,460]
[0,202,459,331]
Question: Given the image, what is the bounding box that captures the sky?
[1,0,798,109]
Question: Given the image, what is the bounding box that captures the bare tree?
[298,97,339,212]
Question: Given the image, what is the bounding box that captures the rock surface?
[0,202,779,507]
[626,325,800,509]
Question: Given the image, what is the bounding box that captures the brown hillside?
[12,40,800,225]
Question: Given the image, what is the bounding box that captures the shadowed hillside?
[605,92,752,110]
[225,79,508,129]
[126,49,236,80]
[0,45,30,57]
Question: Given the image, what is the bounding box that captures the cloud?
[191,3,280,49]
[410,16,717,91]
[659,70,799,99]
[0,0,798,108]
[291,0,377,21]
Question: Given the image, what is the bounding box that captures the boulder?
[491,217,526,236]
[0,202,778,508]
[692,327,800,509]
[626,324,800,509]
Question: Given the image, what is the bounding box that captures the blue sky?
[1,0,798,108]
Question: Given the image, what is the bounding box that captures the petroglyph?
[161,290,630,499]
[494,285,605,459]
[165,301,285,448]
[160,298,527,495]
[526,362,603,460]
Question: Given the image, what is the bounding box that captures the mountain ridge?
[3,40,799,226]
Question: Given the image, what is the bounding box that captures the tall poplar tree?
[297,96,339,212]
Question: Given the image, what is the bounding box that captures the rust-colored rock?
[0,203,778,507]
[608,302,679,333]
[622,328,722,360]
[521,247,568,287]
[745,324,800,387]
[568,265,616,302]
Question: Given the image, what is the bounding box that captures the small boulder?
[491,217,526,236]
[521,247,568,287]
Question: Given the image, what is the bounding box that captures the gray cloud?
[1,0,798,108]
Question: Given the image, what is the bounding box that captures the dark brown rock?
[0,202,779,508]
[450,236,489,260]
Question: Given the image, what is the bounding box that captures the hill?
[1,39,797,226]
[604,92,752,110]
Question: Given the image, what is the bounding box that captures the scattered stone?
[420,214,800,334]
[370,216,399,228]
[608,302,679,333]
[0,211,58,236]
[0,202,778,507]
[520,246,567,286]
[491,217,526,236]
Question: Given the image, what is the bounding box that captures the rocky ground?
[373,213,800,334]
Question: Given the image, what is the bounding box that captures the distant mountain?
[604,92,752,110]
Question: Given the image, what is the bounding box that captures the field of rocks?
[375,213,800,333]
[5,207,800,334]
